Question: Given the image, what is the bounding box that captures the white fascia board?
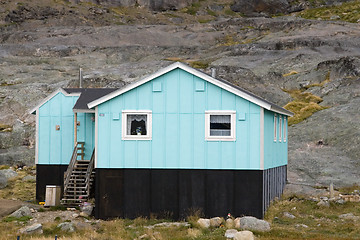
[29,88,81,114]
[87,62,283,113]
[73,109,95,113]
[35,109,39,164]
[269,106,294,117]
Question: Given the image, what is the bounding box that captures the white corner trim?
[94,107,98,168]
[205,111,236,141]
[35,109,39,165]
[260,107,264,170]
[87,62,287,115]
[121,110,152,140]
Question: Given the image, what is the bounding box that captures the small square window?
[122,111,152,140]
[205,111,236,141]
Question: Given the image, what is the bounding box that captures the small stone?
[317,200,330,207]
[80,203,93,216]
[240,216,270,232]
[234,230,255,240]
[197,218,210,228]
[336,199,345,204]
[210,217,223,227]
[30,208,36,213]
[57,222,75,232]
[283,212,296,219]
[10,206,32,218]
[226,218,234,228]
[72,213,79,218]
[234,217,241,229]
[67,207,76,211]
[19,223,43,234]
[80,212,89,217]
[330,15,340,20]
[225,229,238,238]
[138,234,148,239]
[295,223,308,228]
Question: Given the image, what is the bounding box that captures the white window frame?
[283,117,287,142]
[279,116,282,142]
[205,110,236,141]
[122,110,152,140]
[274,114,277,142]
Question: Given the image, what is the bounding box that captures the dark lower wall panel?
[263,165,287,213]
[36,164,68,202]
[95,168,269,220]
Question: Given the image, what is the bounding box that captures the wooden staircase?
[61,142,95,206]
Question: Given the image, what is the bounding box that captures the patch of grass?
[0,165,10,170]
[224,6,237,16]
[283,70,298,77]
[0,124,13,132]
[338,184,360,194]
[283,89,328,125]
[183,2,201,15]
[298,0,360,23]
[48,205,68,211]
[219,34,240,46]
[0,170,36,201]
[189,60,210,69]
[3,215,32,223]
[206,9,217,17]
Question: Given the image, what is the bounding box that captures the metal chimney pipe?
[211,68,216,78]
[79,68,83,88]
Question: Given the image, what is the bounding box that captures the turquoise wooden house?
[30,62,293,219]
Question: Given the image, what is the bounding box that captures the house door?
[102,175,123,218]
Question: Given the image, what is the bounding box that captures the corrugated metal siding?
[262,165,287,213]
[97,68,261,170]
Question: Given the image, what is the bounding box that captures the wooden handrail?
[84,148,95,195]
[64,142,84,193]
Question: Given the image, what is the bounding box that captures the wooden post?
[74,112,77,146]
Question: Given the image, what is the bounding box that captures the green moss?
[283,89,328,125]
[206,9,217,17]
[298,1,360,23]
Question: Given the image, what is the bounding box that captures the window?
[205,111,236,141]
[279,116,282,142]
[283,117,287,142]
[122,111,152,140]
[274,114,277,142]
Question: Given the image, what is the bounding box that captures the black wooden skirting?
[36,164,68,202]
[94,166,287,220]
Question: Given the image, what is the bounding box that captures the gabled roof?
[88,62,293,116]
[67,88,118,112]
[29,88,118,114]
[29,88,82,114]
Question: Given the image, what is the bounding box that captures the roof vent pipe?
[79,68,83,88]
[211,68,216,78]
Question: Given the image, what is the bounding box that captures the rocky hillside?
[0,0,359,192]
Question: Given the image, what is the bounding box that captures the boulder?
[225,229,238,238]
[226,218,234,228]
[0,169,18,179]
[19,223,42,234]
[234,230,255,240]
[234,217,241,229]
[210,217,223,227]
[57,222,75,232]
[10,206,32,218]
[240,216,271,232]
[0,173,7,189]
[197,218,210,228]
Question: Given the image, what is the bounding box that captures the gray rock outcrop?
[231,0,290,16]
[57,222,75,232]
[239,216,271,232]
[10,206,32,218]
[19,223,42,234]
[0,173,7,189]
[0,169,18,179]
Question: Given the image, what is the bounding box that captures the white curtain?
[127,114,147,135]
[210,115,230,123]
